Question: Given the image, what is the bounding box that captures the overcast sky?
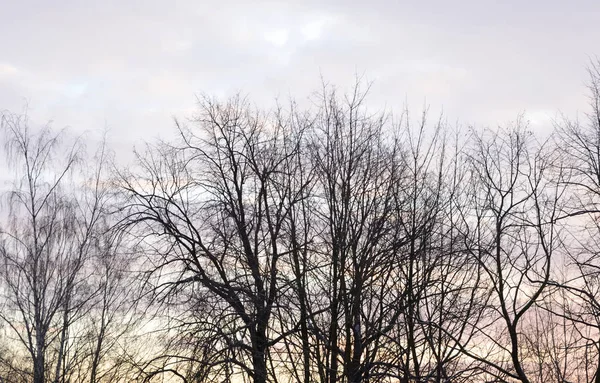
[1,0,599,154]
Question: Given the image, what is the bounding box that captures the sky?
[0,0,599,157]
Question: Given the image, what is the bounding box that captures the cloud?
[0,0,597,156]
[0,63,18,77]
[301,15,337,41]
[263,28,290,47]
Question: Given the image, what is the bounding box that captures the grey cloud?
[0,0,598,155]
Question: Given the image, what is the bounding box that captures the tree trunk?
[34,333,45,383]
[253,330,268,383]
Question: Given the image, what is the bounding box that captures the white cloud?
[171,40,193,52]
[0,63,18,77]
[0,0,596,152]
[301,18,331,41]
[526,109,556,127]
[263,28,290,47]
[63,82,88,98]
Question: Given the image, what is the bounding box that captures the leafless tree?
[455,123,565,382]
[0,113,83,383]
[0,113,134,383]
[120,95,311,383]
[8,63,600,383]
[546,58,600,383]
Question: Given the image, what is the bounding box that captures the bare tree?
[0,113,83,383]
[10,64,600,383]
[456,123,565,382]
[299,84,412,383]
[120,95,311,383]
[548,58,600,383]
[0,113,129,383]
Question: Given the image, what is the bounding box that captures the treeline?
[2,63,600,383]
